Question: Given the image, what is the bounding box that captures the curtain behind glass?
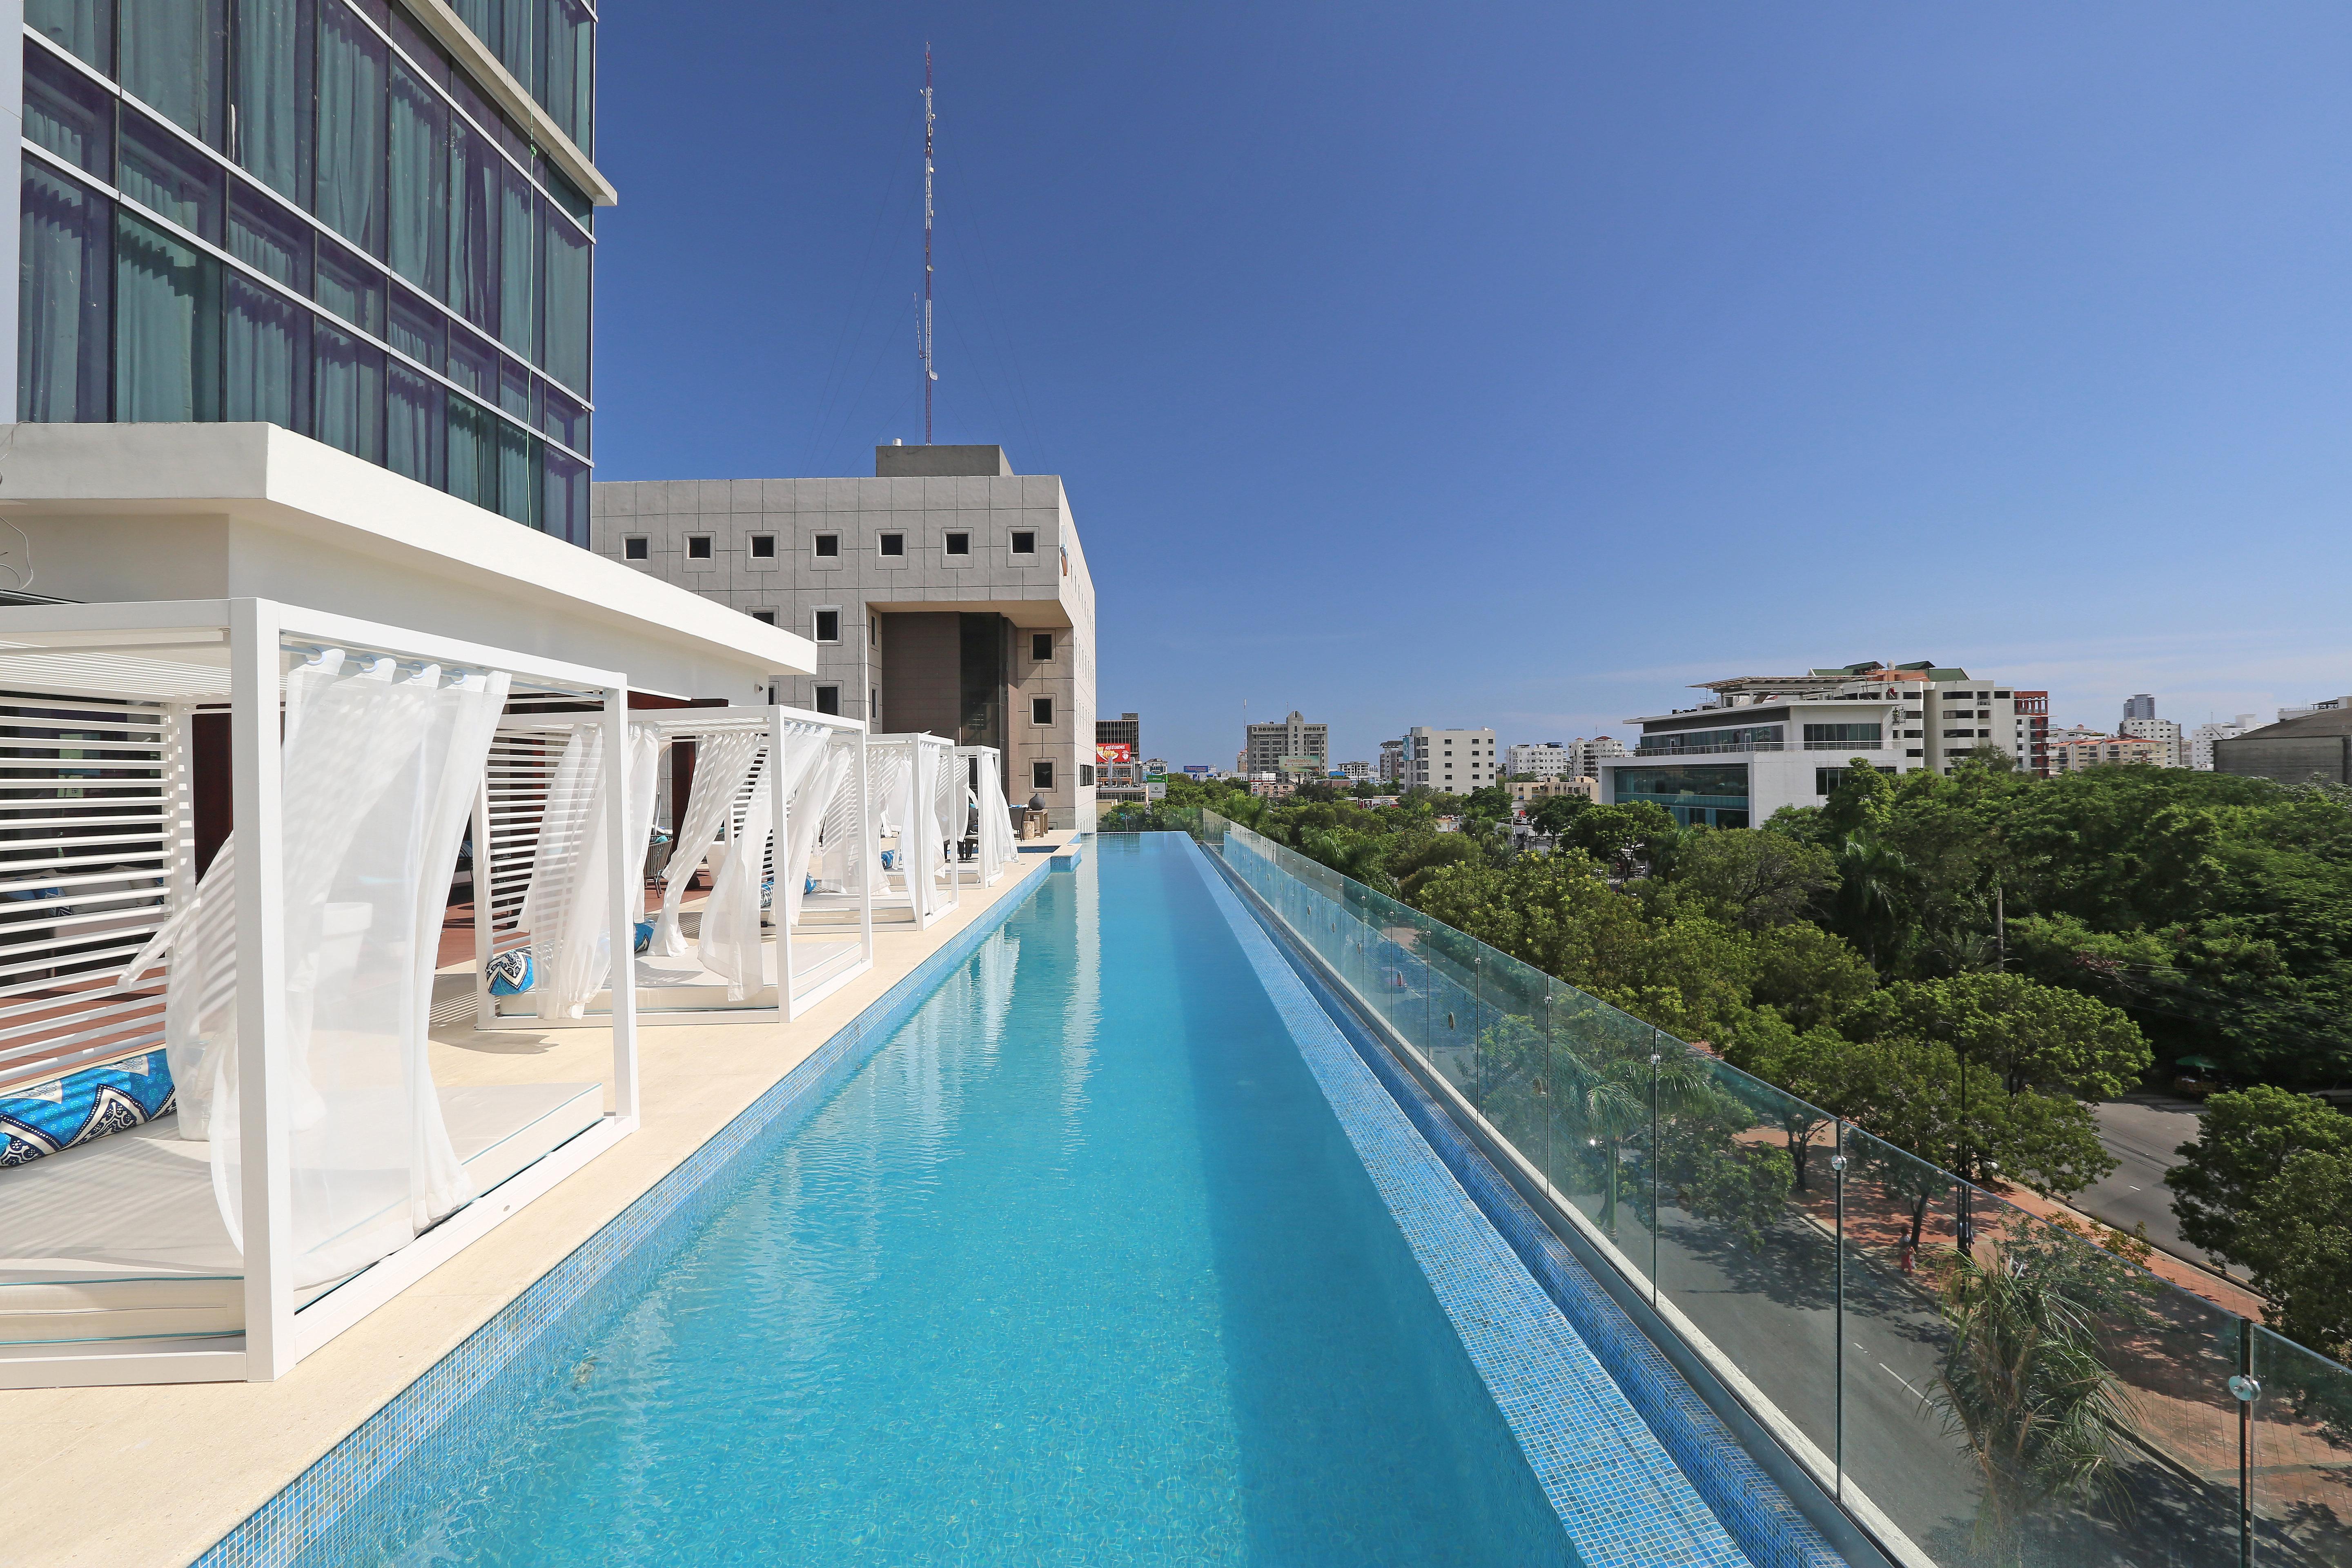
[544,447,586,544]
[234,0,310,200]
[388,63,448,297]
[447,392,494,511]
[542,0,592,154]
[20,165,113,423]
[541,200,589,396]
[28,0,111,69]
[116,210,220,422]
[388,364,444,488]
[497,164,535,362]
[120,0,226,144]
[316,1,385,256]
[314,322,384,460]
[225,276,309,432]
[495,0,532,101]
[448,124,498,336]
[496,419,537,524]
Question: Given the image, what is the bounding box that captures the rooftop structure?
[1241,710,1329,777]
[2214,707,2352,786]
[1401,726,1498,793]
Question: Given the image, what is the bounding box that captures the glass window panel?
[387,283,444,370]
[315,0,385,255]
[543,446,587,545]
[497,354,531,419]
[312,320,384,461]
[445,321,495,396]
[24,44,115,177]
[120,0,227,145]
[2252,1328,2352,1566]
[228,180,312,291]
[27,0,111,71]
[118,107,226,241]
[387,363,443,488]
[497,162,535,361]
[495,418,536,525]
[18,162,113,423]
[445,390,494,510]
[115,207,221,421]
[233,0,310,200]
[223,274,309,432]
[495,0,531,99]
[386,1,447,86]
[348,0,387,26]
[540,194,588,394]
[314,238,385,336]
[545,166,591,229]
[448,0,493,59]
[448,122,499,335]
[541,0,591,153]
[444,58,498,143]
[539,382,586,453]
[387,62,448,297]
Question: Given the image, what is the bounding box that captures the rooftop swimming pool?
[308,835,1590,1566]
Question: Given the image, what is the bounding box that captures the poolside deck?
[0,831,1081,1568]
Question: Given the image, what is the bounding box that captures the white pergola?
[0,598,638,1388]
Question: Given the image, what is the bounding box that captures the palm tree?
[1833,830,1914,967]
[1924,1252,2138,1567]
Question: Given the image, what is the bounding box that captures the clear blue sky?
[595,3,2352,768]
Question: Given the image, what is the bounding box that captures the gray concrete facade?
[590,449,1097,826]
[2213,708,2352,787]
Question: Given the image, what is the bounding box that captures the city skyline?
[594,3,2352,771]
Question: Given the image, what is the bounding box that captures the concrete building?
[1508,775,1596,806]
[2277,695,2352,724]
[1573,736,1628,776]
[1097,712,1141,757]
[1378,737,1405,783]
[2013,691,2050,776]
[15,0,609,539]
[2123,694,2157,723]
[2120,717,2184,768]
[1242,710,1329,777]
[594,444,1099,826]
[2048,732,2163,773]
[1403,727,1499,793]
[2189,715,2259,771]
[1507,742,1572,777]
[2214,710,2352,787]
[1336,760,1373,782]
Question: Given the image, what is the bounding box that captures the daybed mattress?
[0,1080,603,1345]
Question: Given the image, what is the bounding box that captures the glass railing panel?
[1466,949,1551,1188]
[1834,1126,1984,1559]
[2250,1326,2352,1567]
[1967,1189,2243,1567]
[1652,1057,1839,1488]
[1546,984,1663,1296]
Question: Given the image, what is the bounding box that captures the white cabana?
[833,733,960,931]
[955,746,1014,886]
[0,599,637,1388]
[478,706,871,1027]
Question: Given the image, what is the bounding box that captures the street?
[2076,1095,2210,1267]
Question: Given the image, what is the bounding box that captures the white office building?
[1404,727,1499,793]
[2189,715,2261,771]
[1507,742,1573,777]
[2120,717,2184,768]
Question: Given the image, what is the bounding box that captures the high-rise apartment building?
[16,0,606,540]
[1403,726,1497,793]
[1377,737,1404,783]
[1097,711,1140,755]
[1506,741,1571,777]
[2049,732,2163,772]
[2012,691,2050,775]
[2122,694,2157,722]
[2189,715,2260,771]
[2120,717,2183,767]
[1242,710,1328,776]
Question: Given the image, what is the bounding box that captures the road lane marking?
[1881,1363,1927,1400]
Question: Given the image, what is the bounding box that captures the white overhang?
[410,0,617,207]
[0,423,814,700]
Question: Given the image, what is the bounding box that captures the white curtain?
[649,728,761,957]
[116,836,238,1140]
[810,736,866,898]
[624,722,662,926]
[974,752,1014,884]
[780,736,851,931]
[701,731,833,1000]
[901,742,946,921]
[514,724,616,1020]
[209,653,510,1288]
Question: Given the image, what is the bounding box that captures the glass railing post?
[1648,1047,1662,1307]
[2234,1316,2254,1568]
[1831,1121,1847,1503]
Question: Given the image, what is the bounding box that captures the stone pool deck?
[0,836,1077,1568]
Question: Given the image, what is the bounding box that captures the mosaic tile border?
[1183,839,1755,1568]
[190,852,1060,1568]
[1195,838,1853,1568]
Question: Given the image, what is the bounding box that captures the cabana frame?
[0,598,637,1389]
[476,705,872,1028]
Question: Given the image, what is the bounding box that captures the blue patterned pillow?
[0,1051,178,1167]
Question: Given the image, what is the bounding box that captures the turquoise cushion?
[0,1051,177,1167]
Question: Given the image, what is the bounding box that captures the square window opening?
[879,532,905,556]
[815,609,841,643]
[750,535,776,559]
[814,685,842,716]
[814,534,839,558]
[1011,530,1036,554]
[945,531,970,555]
[1031,696,1054,725]
[686,535,713,561]
[752,610,777,626]
[1031,632,1054,662]
[623,537,649,560]
[1031,760,1054,791]
[1080,764,1096,786]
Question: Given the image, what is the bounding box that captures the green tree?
[1671,827,1839,930]
[1925,1254,2138,1568]
[2164,1084,2352,1273]
[1847,972,2152,1100]
[1460,783,1513,823]
[1829,831,1916,968]
[1527,793,1591,838]
[1559,800,1676,865]
[2239,1148,2352,1363]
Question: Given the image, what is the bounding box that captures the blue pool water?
[329,835,1573,1566]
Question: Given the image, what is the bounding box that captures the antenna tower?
[919,47,937,443]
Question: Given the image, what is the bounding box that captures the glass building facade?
[1611,762,1750,829]
[17,0,597,543]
